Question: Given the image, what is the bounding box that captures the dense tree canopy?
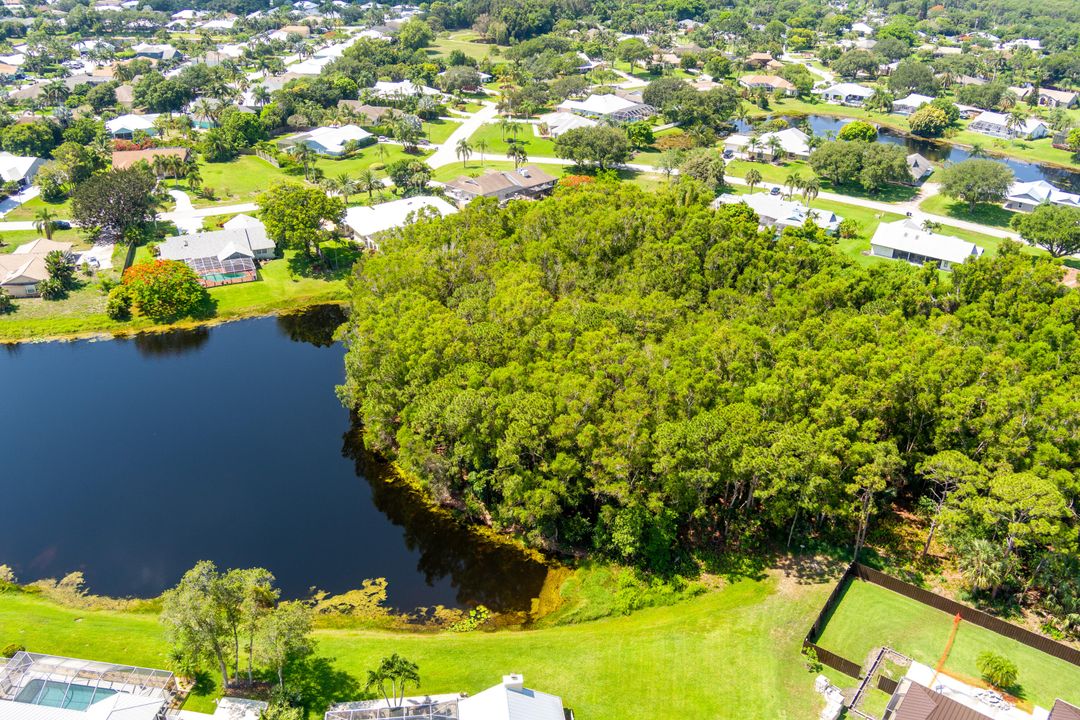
[338,182,1079,594]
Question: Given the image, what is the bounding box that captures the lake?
[0,307,548,612]
[737,114,1080,192]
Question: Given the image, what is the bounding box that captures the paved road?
[426,102,500,169]
[161,189,258,233]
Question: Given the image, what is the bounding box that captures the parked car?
[54,220,72,230]
[769,186,781,196]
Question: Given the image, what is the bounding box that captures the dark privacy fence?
[802,562,1080,687]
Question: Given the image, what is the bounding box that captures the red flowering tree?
[122,260,209,322]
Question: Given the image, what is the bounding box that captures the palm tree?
[745,168,762,194]
[498,116,513,140]
[252,85,270,108]
[333,173,355,203]
[364,655,420,709]
[1006,109,1028,137]
[801,176,821,204]
[747,135,761,161]
[475,138,488,166]
[356,168,380,201]
[195,98,220,128]
[999,90,1018,110]
[455,138,473,167]
[784,171,802,199]
[969,142,986,158]
[289,143,316,182]
[152,153,170,183]
[34,209,58,240]
[767,136,784,163]
[506,141,527,169]
[185,162,202,191]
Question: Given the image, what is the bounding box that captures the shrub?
[838,218,862,239]
[121,260,208,321]
[909,105,950,138]
[0,293,14,314]
[1,644,25,658]
[37,277,66,300]
[837,120,878,142]
[977,651,1018,689]
[106,285,133,320]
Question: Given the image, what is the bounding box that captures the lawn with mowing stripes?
[815,580,1080,709]
[0,573,833,720]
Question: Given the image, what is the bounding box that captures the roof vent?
[502,674,524,691]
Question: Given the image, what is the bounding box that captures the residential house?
[870,218,983,270]
[892,93,934,115]
[851,21,874,35]
[371,80,443,99]
[285,55,334,75]
[324,675,565,720]
[445,166,558,204]
[342,196,457,246]
[111,147,190,171]
[575,51,605,72]
[712,193,843,234]
[1037,88,1079,109]
[557,93,656,122]
[336,101,398,125]
[1003,180,1080,212]
[739,74,797,96]
[968,110,1049,140]
[105,113,160,138]
[0,151,44,188]
[290,125,373,156]
[159,224,275,286]
[955,104,982,119]
[222,214,263,231]
[745,52,781,70]
[0,239,72,297]
[724,127,811,161]
[537,111,598,137]
[818,83,875,106]
[131,42,178,61]
[1050,700,1080,720]
[905,153,933,184]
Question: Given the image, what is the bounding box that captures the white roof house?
[0,151,44,186]
[222,214,263,231]
[851,21,874,35]
[342,196,456,244]
[537,111,598,137]
[893,93,935,115]
[371,80,442,98]
[870,218,983,270]
[817,82,875,106]
[457,675,565,720]
[1004,180,1080,212]
[285,55,334,75]
[292,125,373,156]
[105,114,159,137]
[557,93,655,121]
[159,225,275,260]
[724,127,811,159]
[713,192,843,233]
[968,111,1049,140]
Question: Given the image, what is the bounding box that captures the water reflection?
[737,113,1080,192]
[276,304,348,347]
[130,327,211,357]
[341,427,550,613]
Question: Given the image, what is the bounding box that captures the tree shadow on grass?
[286,243,362,281]
[286,656,364,716]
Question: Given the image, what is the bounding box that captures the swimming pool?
[202,271,248,282]
[14,678,117,710]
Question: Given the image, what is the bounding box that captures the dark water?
[736,114,1080,192]
[0,307,547,612]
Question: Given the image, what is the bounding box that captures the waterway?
[0,307,547,611]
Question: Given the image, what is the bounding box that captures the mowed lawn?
[313,144,426,178]
[0,574,833,720]
[815,580,1080,709]
[467,122,559,159]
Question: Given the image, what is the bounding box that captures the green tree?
[455,137,472,167]
[937,159,1015,211]
[161,561,234,691]
[34,209,58,240]
[616,37,650,72]
[256,601,314,691]
[554,126,631,170]
[744,167,762,193]
[70,167,160,241]
[257,182,344,259]
[365,654,421,708]
[908,105,950,138]
[678,149,725,193]
[977,652,1018,690]
[1010,204,1080,257]
[121,260,208,322]
[397,18,434,50]
[837,121,877,143]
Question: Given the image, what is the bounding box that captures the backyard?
[815,580,1080,710]
[0,570,833,720]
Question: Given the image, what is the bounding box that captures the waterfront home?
[111,147,190,171]
[159,224,275,286]
[0,150,44,188]
[342,196,457,246]
[968,110,1049,140]
[1003,180,1080,212]
[817,82,875,106]
[105,113,160,139]
[0,651,177,720]
[324,675,566,720]
[905,153,933,184]
[713,193,843,234]
[557,93,656,122]
[0,239,72,297]
[290,125,374,156]
[723,127,811,161]
[870,218,983,270]
[739,74,797,96]
[537,111,597,137]
[892,93,934,115]
[1037,88,1079,109]
[445,166,558,205]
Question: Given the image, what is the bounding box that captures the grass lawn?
[0,228,85,252]
[427,32,496,61]
[726,159,918,203]
[0,246,350,343]
[422,118,462,145]
[816,580,1080,709]
[313,145,425,178]
[466,122,559,160]
[173,156,297,206]
[429,160,570,183]
[3,194,73,222]
[919,193,1018,229]
[0,571,834,720]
